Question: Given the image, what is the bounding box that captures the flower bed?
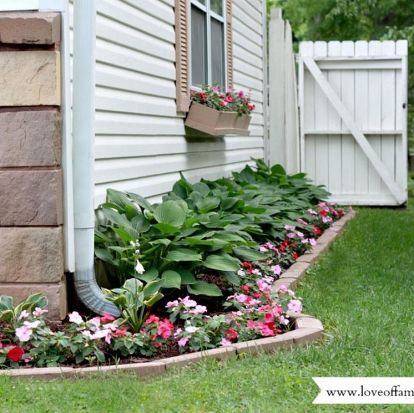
[0,161,345,370]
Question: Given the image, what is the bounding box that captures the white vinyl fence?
[268,9,299,173]
[298,40,408,205]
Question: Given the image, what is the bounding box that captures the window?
[175,0,233,112]
[190,0,225,90]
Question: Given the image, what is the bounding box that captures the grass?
[1,185,414,412]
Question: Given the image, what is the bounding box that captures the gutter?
[72,0,120,316]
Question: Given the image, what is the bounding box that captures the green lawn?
[1,188,414,412]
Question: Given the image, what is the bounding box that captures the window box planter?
[185,102,251,137]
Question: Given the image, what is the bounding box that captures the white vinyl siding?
[70,0,266,205]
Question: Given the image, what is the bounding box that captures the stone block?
[0,281,67,320]
[280,262,310,281]
[0,227,63,283]
[0,51,60,106]
[233,335,294,355]
[0,12,60,45]
[163,346,237,370]
[0,109,61,167]
[0,169,63,226]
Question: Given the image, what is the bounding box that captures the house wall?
[0,12,66,319]
[69,0,266,205]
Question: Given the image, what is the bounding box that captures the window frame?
[189,0,227,91]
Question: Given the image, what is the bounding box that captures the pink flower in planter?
[308,208,318,216]
[157,319,174,339]
[237,269,246,277]
[68,311,83,325]
[238,90,245,98]
[271,265,282,276]
[287,299,303,313]
[257,279,271,293]
[181,296,197,308]
[296,231,304,238]
[177,337,189,347]
[91,328,112,344]
[264,313,274,323]
[33,307,48,317]
[145,315,160,325]
[15,325,32,342]
[246,320,256,330]
[258,321,275,337]
[18,310,30,320]
[309,238,317,246]
[100,313,116,324]
[187,305,207,315]
[212,86,220,92]
[88,317,101,328]
[297,218,308,225]
[220,338,232,347]
[165,300,179,309]
[279,315,290,325]
[287,232,297,239]
[276,285,288,294]
[272,304,284,316]
[225,95,233,103]
[322,216,333,224]
[259,246,268,252]
[251,269,261,276]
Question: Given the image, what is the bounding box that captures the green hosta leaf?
[0,295,13,311]
[149,238,171,247]
[166,248,203,262]
[222,271,241,286]
[126,192,153,211]
[195,197,221,213]
[271,164,286,176]
[95,248,115,264]
[187,281,222,296]
[203,254,240,271]
[153,223,181,235]
[142,279,164,298]
[233,246,267,261]
[137,268,159,283]
[192,182,211,196]
[178,269,197,284]
[153,201,187,227]
[131,214,151,233]
[161,270,181,289]
[185,237,228,248]
[101,208,131,229]
[221,197,239,210]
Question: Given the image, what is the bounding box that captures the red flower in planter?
[225,328,238,342]
[7,346,24,362]
[320,209,328,217]
[292,252,299,260]
[313,226,322,236]
[113,328,128,337]
[241,285,251,294]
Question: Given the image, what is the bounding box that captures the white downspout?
[72,0,119,316]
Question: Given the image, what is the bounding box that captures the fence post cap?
[271,8,283,19]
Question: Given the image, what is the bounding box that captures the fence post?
[268,8,299,173]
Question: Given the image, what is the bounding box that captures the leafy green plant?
[102,279,164,333]
[0,294,47,326]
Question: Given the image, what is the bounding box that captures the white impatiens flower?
[185,326,199,334]
[68,311,83,325]
[135,259,145,274]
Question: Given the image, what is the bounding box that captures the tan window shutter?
[225,0,234,90]
[175,0,191,112]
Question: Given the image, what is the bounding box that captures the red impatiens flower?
[242,261,253,270]
[113,328,128,337]
[7,346,24,362]
[241,284,251,294]
[319,209,328,217]
[313,226,322,236]
[292,252,299,260]
[145,314,160,325]
[156,319,174,339]
[225,328,238,342]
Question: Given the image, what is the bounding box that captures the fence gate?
[298,40,408,205]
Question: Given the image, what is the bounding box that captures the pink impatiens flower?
[271,265,282,276]
[177,337,189,347]
[276,284,288,294]
[33,307,48,317]
[157,319,174,339]
[18,310,30,320]
[16,325,33,342]
[287,299,303,313]
[220,338,232,347]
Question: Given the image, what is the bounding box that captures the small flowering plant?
[192,85,255,115]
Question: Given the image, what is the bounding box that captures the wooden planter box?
[185,102,251,136]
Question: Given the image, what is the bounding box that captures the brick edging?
[0,209,355,379]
